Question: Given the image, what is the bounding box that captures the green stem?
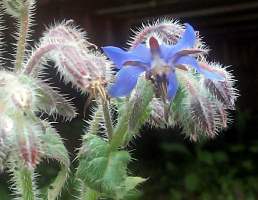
[47,166,68,200]
[15,3,30,71]
[11,165,38,200]
[110,79,154,151]
[101,99,113,139]
[110,103,129,151]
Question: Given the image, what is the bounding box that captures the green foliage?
[77,134,145,199]
[36,82,77,120]
[40,123,70,169]
[111,78,154,150]
[40,123,70,200]
[140,141,258,200]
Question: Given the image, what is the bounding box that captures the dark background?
[1,0,258,199]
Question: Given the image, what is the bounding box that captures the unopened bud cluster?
[31,22,113,99]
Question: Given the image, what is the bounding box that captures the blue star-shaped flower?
[102,23,224,99]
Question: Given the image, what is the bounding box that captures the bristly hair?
[201,62,238,110]
[1,0,36,68]
[126,19,238,140]
[128,18,184,48]
[23,21,113,99]
[128,18,209,54]
[170,69,227,140]
[0,9,5,67]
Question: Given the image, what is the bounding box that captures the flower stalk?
[15,2,31,71]
[101,98,113,139]
[10,163,39,200]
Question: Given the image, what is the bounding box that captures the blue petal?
[161,24,196,62]
[102,45,151,69]
[175,56,225,81]
[167,73,179,100]
[176,23,196,49]
[108,66,145,97]
[130,44,151,64]
[102,46,130,69]
[199,69,225,81]
[160,44,177,62]
[175,56,201,71]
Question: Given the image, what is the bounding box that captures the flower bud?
[148,98,167,127]
[33,22,113,99]
[16,123,42,169]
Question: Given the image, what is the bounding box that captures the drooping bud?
[148,98,167,127]
[15,120,42,169]
[189,95,217,137]
[41,21,97,50]
[175,70,221,139]
[128,19,184,49]
[202,63,238,110]
[25,22,113,99]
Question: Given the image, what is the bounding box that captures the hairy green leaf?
[40,122,70,200]
[77,134,143,199]
[36,81,77,121]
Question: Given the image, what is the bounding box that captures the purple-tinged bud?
[190,96,217,137]
[128,19,184,49]
[148,98,167,127]
[176,70,221,139]
[202,64,238,110]
[42,21,97,50]
[25,22,113,100]
[16,124,42,169]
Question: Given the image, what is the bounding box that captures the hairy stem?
[101,99,113,139]
[110,79,153,151]
[15,3,30,71]
[24,43,56,74]
[110,103,129,151]
[47,166,69,200]
[10,164,39,200]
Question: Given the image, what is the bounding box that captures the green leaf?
[40,122,70,200]
[77,134,143,199]
[36,81,77,121]
[124,176,146,193]
[40,123,70,168]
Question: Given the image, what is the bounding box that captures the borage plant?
[0,0,238,200]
